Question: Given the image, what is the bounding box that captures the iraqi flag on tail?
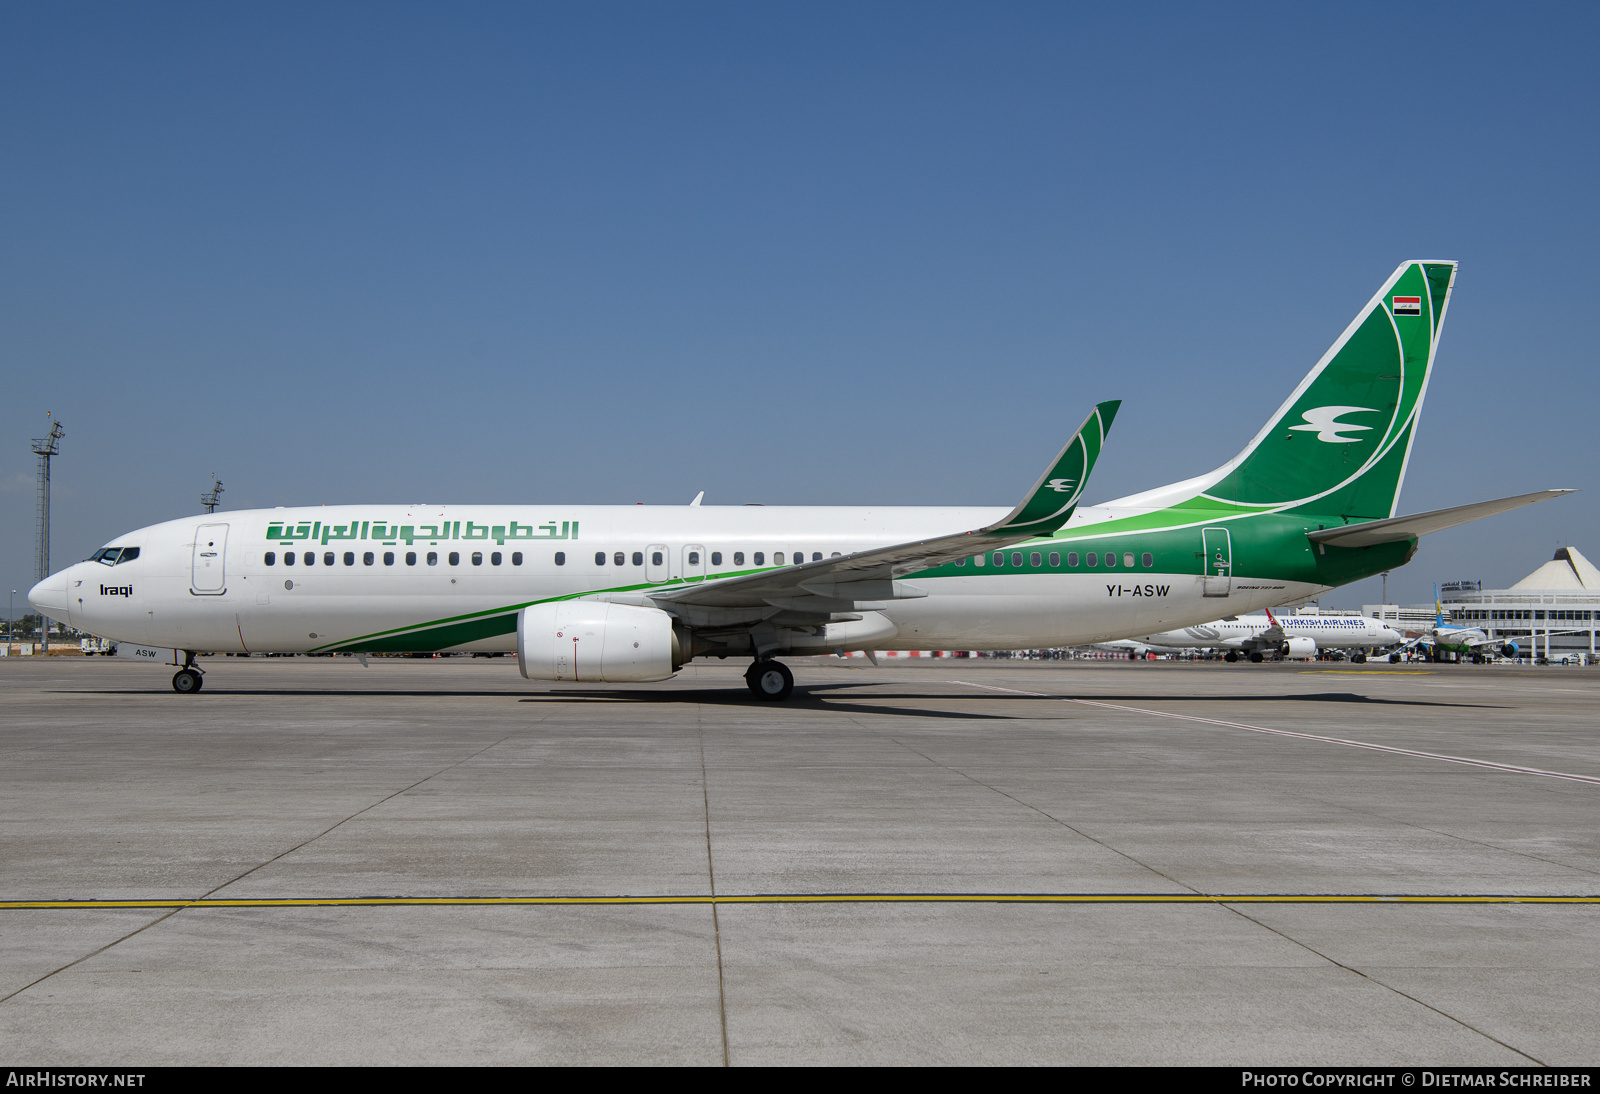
[1392,295,1422,316]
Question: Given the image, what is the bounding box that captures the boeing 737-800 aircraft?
[30,260,1572,698]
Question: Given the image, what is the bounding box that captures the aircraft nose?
[28,571,70,623]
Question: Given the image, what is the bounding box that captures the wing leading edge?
[652,400,1120,613]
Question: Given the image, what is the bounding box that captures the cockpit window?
[91,547,139,565]
[117,547,139,563]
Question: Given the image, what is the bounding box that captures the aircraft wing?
[1259,608,1287,646]
[652,401,1119,613]
[1305,490,1574,548]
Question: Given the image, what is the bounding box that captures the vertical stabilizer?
[1199,261,1457,520]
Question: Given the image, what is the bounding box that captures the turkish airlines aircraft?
[30,261,1572,699]
[1135,607,1403,663]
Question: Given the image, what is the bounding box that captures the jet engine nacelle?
[1279,636,1317,660]
[518,601,681,683]
[1500,641,1520,659]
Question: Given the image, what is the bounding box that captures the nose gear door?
[1202,527,1231,598]
[192,523,229,594]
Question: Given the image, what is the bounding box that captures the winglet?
[981,400,1120,537]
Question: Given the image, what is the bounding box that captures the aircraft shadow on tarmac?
[518,684,1016,720]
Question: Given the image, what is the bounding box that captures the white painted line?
[954,680,1600,787]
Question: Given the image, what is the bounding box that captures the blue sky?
[3,2,1595,613]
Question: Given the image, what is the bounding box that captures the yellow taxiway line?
[3,893,1598,910]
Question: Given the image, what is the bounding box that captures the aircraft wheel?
[1224,652,1238,663]
[747,660,793,701]
[1248,651,1264,663]
[1389,653,1401,664]
[1352,653,1366,664]
[172,668,204,694]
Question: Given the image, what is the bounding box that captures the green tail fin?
[1202,260,1456,520]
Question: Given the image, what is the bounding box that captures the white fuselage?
[1139,614,1402,652]
[35,503,1328,657]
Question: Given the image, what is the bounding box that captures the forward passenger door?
[192,523,229,595]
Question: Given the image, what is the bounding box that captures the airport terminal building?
[1366,546,1600,661]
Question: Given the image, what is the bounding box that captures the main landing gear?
[745,659,794,702]
[171,652,204,693]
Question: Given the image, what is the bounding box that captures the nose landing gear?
[745,659,794,701]
[171,651,204,693]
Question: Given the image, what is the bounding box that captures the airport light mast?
[31,414,63,654]
[201,476,224,514]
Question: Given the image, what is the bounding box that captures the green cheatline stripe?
[5,893,1599,910]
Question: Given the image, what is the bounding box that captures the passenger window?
[283,552,295,566]
[364,552,375,566]
[1012,552,1023,567]
[973,553,985,567]
[775,552,785,565]
[304,552,315,566]
[492,552,502,566]
[688,551,700,565]
[631,551,643,566]
[406,552,417,566]
[1068,553,1078,567]
[472,552,483,566]
[615,552,626,566]
[831,552,841,558]
[428,552,438,566]
[1030,552,1041,567]
[595,552,606,565]
[1105,553,1116,568]
[1141,552,1153,568]
[1049,552,1060,567]
[264,552,276,566]
[449,552,460,566]
[711,552,722,566]
[324,552,335,566]
[1086,553,1098,567]
[652,551,663,566]
[550,552,560,566]
[754,552,764,566]
[1123,553,1135,568]
[344,552,355,566]
[955,558,965,567]
[733,552,744,566]
[993,552,1005,567]
[384,551,395,566]
[813,552,822,562]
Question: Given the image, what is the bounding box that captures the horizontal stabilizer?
[1306,490,1575,547]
